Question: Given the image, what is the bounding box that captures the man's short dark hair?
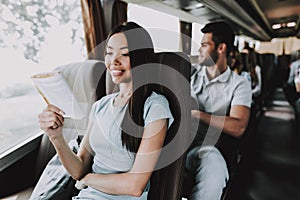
[201,21,234,57]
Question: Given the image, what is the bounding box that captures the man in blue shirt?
[185,21,252,200]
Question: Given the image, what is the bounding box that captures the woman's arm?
[78,119,168,197]
[39,104,93,180]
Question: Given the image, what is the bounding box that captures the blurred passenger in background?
[283,53,300,125]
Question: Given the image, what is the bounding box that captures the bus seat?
[220,102,258,200]
[1,60,106,199]
[54,60,106,142]
[34,60,106,180]
[1,187,34,200]
[147,51,191,200]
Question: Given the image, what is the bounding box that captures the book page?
[31,71,85,119]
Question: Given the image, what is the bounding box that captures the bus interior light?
[287,22,296,27]
[272,24,281,30]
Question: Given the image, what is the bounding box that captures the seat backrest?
[147,51,191,200]
[34,60,106,180]
[54,60,106,141]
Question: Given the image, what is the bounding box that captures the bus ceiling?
[122,0,300,41]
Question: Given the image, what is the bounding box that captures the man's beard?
[200,49,218,67]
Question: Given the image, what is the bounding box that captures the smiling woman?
[33,21,175,200]
[105,33,131,85]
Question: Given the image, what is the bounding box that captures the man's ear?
[218,43,227,54]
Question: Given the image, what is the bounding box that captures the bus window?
[191,22,204,56]
[0,0,86,155]
[128,3,180,52]
[128,3,205,61]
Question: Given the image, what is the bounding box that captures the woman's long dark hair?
[106,22,156,153]
[247,48,258,88]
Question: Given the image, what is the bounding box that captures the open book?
[31,71,85,119]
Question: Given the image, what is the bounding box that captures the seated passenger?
[235,46,262,100]
[186,21,252,200]
[36,22,174,199]
[245,47,262,98]
[228,46,243,74]
[284,55,300,106]
[283,54,300,123]
[229,46,251,83]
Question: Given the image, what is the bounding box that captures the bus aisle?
[226,87,300,200]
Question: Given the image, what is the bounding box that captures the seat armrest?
[2,187,33,200]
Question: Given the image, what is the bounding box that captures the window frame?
[0,131,42,172]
